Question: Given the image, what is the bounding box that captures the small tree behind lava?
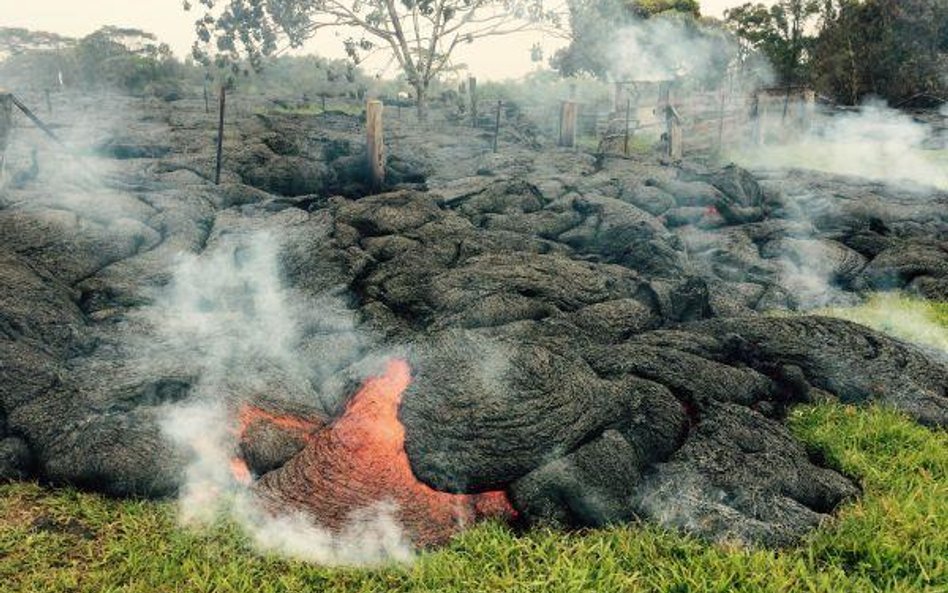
[186,0,557,119]
[0,28,74,59]
[73,27,182,96]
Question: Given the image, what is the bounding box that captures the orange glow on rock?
[230,457,253,486]
[235,404,325,441]
[252,359,516,547]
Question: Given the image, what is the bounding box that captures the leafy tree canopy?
[725,0,819,88]
[0,26,184,97]
[812,0,948,104]
[726,0,948,104]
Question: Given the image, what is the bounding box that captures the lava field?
[0,94,946,549]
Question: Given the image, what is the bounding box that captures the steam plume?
[155,230,414,565]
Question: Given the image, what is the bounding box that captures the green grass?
[818,293,948,353]
[2,405,946,592]
[2,296,947,592]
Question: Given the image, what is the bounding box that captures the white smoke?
[725,100,947,309]
[0,90,159,225]
[633,470,752,545]
[154,230,415,566]
[607,17,732,83]
[242,499,414,565]
[772,238,861,311]
[155,232,311,399]
[733,101,948,189]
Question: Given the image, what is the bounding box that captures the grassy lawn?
[2,296,947,592]
[818,293,948,353]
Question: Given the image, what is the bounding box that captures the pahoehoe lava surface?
[0,94,946,547]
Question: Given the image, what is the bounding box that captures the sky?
[0,0,769,81]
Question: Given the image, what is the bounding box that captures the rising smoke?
[606,15,736,84]
[153,230,415,565]
[732,100,948,190]
[730,99,947,310]
[0,93,141,206]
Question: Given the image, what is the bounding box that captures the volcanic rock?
[1,94,946,548]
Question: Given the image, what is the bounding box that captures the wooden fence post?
[751,92,763,146]
[666,105,682,160]
[0,91,12,179]
[802,88,815,132]
[493,100,502,153]
[45,89,52,114]
[366,100,385,189]
[623,97,632,156]
[559,101,578,148]
[658,81,671,113]
[214,86,226,185]
[468,76,478,127]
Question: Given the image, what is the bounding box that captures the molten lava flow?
[236,405,326,438]
[252,359,516,547]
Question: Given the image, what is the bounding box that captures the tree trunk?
[415,83,428,122]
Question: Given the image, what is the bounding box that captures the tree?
[0,26,187,96]
[811,0,948,105]
[809,0,876,104]
[0,28,75,89]
[0,28,74,59]
[725,0,820,89]
[73,27,182,95]
[634,0,700,18]
[186,0,557,119]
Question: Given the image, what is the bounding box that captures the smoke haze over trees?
[551,0,706,79]
[551,0,947,106]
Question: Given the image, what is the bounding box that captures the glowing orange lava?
[230,457,253,485]
[252,359,516,547]
[235,405,326,438]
